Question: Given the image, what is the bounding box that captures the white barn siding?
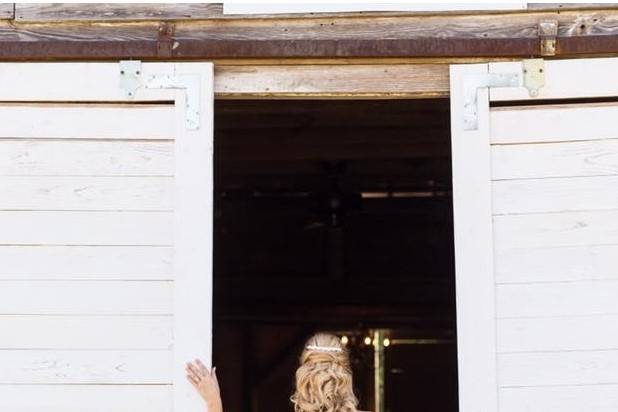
[0,102,175,411]
[452,58,618,412]
[490,102,618,411]
[0,62,213,412]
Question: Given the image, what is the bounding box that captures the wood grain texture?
[0,4,12,20]
[0,281,172,315]
[0,176,173,211]
[494,210,618,250]
[0,104,174,140]
[491,103,618,144]
[0,245,172,280]
[0,349,172,384]
[2,10,618,58]
[215,64,449,98]
[0,140,173,176]
[492,139,618,180]
[0,385,172,412]
[499,350,618,387]
[495,244,618,283]
[497,281,618,318]
[1,315,172,349]
[0,211,172,246]
[498,314,618,352]
[15,3,224,22]
[501,385,618,412]
[493,175,618,215]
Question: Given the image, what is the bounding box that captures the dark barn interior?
[212,99,458,412]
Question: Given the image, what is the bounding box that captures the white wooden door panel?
[0,63,175,101]
[493,175,618,214]
[0,385,172,412]
[499,350,618,387]
[490,58,618,101]
[0,103,174,139]
[2,315,173,349]
[452,57,618,412]
[491,102,618,144]
[498,314,618,353]
[497,281,618,318]
[0,280,172,315]
[0,350,172,384]
[0,246,173,280]
[0,140,174,176]
[500,385,618,412]
[492,139,618,180]
[493,210,618,249]
[0,211,173,245]
[495,244,618,284]
[0,176,173,211]
[0,62,213,412]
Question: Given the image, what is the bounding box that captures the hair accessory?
[306,345,343,353]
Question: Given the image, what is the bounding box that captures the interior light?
[340,335,349,345]
[383,338,391,347]
[364,336,372,345]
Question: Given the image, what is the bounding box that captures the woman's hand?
[186,359,223,412]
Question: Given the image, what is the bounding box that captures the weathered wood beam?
[2,10,618,59]
[0,4,13,20]
[215,64,449,98]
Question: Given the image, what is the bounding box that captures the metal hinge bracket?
[539,20,558,56]
[119,60,201,130]
[463,72,520,130]
[522,58,545,98]
[463,59,545,130]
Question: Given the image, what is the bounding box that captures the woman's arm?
[186,359,223,412]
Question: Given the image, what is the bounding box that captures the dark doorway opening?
[213,99,457,412]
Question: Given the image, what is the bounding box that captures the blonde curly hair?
[291,333,358,412]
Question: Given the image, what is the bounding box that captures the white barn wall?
[0,99,177,409]
[489,102,618,411]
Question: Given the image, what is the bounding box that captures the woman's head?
[291,333,358,412]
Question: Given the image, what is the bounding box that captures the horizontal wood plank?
[491,58,618,101]
[15,3,223,22]
[1,11,618,59]
[499,350,618,387]
[0,315,172,349]
[492,175,618,215]
[0,4,12,19]
[501,385,618,412]
[0,63,175,102]
[495,244,618,283]
[492,139,618,180]
[0,385,172,412]
[0,140,173,176]
[497,281,618,318]
[498,314,618,352]
[0,176,173,211]
[0,246,172,280]
[0,281,172,315]
[215,64,449,98]
[494,210,618,250]
[0,349,171,384]
[0,104,174,140]
[0,211,172,246]
[491,103,618,144]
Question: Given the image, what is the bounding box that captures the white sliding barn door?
[0,63,214,412]
[451,57,618,412]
